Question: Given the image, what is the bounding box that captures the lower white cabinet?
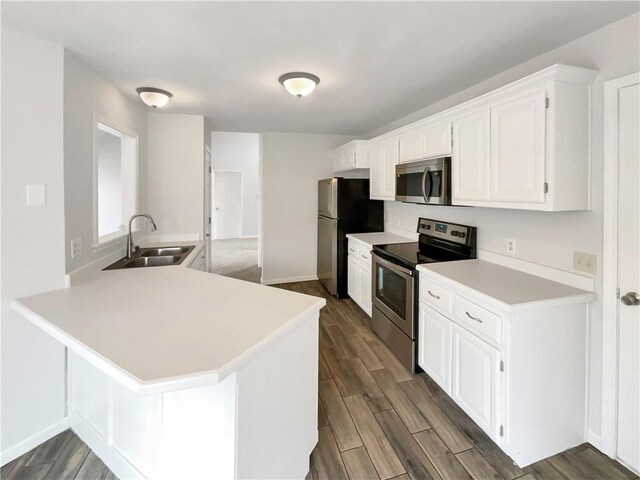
[416,264,594,468]
[347,238,373,316]
[418,305,452,394]
[451,323,501,438]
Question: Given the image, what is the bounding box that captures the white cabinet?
[417,263,594,467]
[332,140,370,172]
[370,137,399,200]
[489,89,546,203]
[451,324,500,437]
[418,305,452,394]
[347,238,373,316]
[398,122,452,164]
[452,108,491,201]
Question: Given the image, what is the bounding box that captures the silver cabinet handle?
[466,311,483,323]
[362,254,368,259]
[428,290,440,299]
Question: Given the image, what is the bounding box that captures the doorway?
[602,72,639,475]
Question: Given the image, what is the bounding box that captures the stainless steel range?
[371,218,477,372]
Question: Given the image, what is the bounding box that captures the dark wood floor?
[3,279,637,480]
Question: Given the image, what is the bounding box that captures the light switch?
[26,184,46,206]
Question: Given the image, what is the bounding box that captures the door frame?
[212,169,244,240]
[204,145,212,271]
[601,72,640,459]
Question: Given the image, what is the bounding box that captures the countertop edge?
[12,293,325,395]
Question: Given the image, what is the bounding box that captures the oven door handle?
[373,253,414,277]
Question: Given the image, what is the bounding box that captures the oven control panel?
[417,218,473,245]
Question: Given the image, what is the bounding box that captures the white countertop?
[346,231,415,246]
[13,265,325,395]
[418,260,595,307]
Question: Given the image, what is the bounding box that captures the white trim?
[587,428,602,450]
[601,72,640,458]
[92,113,139,248]
[0,418,69,466]
[478,249,595,291]
[261,275,318,286]
[241,235,258,239]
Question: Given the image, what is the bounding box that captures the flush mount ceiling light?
[136,87,173,108]
[278,72,320,98]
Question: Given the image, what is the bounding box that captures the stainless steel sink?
[103,245,196,270]
[121,255,181,268]
[141,246,190,257]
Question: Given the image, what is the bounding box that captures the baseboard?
[0,417,69,466]
[261,275,318,286]
[586,429,602,450]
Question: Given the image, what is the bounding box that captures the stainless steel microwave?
[395,157,451,205]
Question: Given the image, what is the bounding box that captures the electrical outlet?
[70,237,82,259]
[506,239,516,255]
[574,251,597,274]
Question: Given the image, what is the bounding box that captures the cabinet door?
[347,256,360,303]
[354,144,370,169]
[369,142,384,198]
[422,122,452,158]
[382,137,399,198]
[398,128,422,164]
[359,266,372,316]
[452,325,501,439]
[418,305,452,394]
[452,109,491,202]
[490,89,546,203]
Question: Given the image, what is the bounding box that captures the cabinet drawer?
[359,248,371,264]
[348,241,360,258]
[453,295,502,346]
[420,279,452,314]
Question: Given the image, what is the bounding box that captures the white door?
[203,147,212,272]
[615,76,640,474]
[451,324,500,439]
[359,266,371,316]
[490,89,547,203]
[213,171,242,240]
[382,137,399,198]
[418,305,452,394]
[452,109,491,202]
[421,122,452,159]
[347,256,360,303]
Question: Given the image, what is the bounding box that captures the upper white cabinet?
[452,108,491,201]
[332,140,370,172]
[489,89,547,204]
[398,121,452,164]
[368,64,598,211]
[370,136,399,200]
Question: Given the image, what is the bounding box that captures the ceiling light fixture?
[278,72,320,98]
[136,87,173,108]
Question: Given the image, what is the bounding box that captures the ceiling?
[3,2,638,135]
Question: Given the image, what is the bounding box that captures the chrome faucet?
[126,213,157,259]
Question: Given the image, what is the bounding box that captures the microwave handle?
[421,169,432,203]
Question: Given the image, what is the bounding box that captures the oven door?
[372,253,416,339]
[395,157,450,205]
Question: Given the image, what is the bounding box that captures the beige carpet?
[211,238,261,283]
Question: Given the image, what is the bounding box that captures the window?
[94,118,138,246]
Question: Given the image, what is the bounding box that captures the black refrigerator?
[317,178,384,298]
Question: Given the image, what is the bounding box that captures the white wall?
[368,13,640,441]
[64,51,148,273]
[211,132,260,237]
[1,28,67,463]
[260,133,352,284]
[146,113,205,241]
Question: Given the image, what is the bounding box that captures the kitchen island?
[12,265,325,479]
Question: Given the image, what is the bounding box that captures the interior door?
[213,171,242,240]
[616,79,639,474]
